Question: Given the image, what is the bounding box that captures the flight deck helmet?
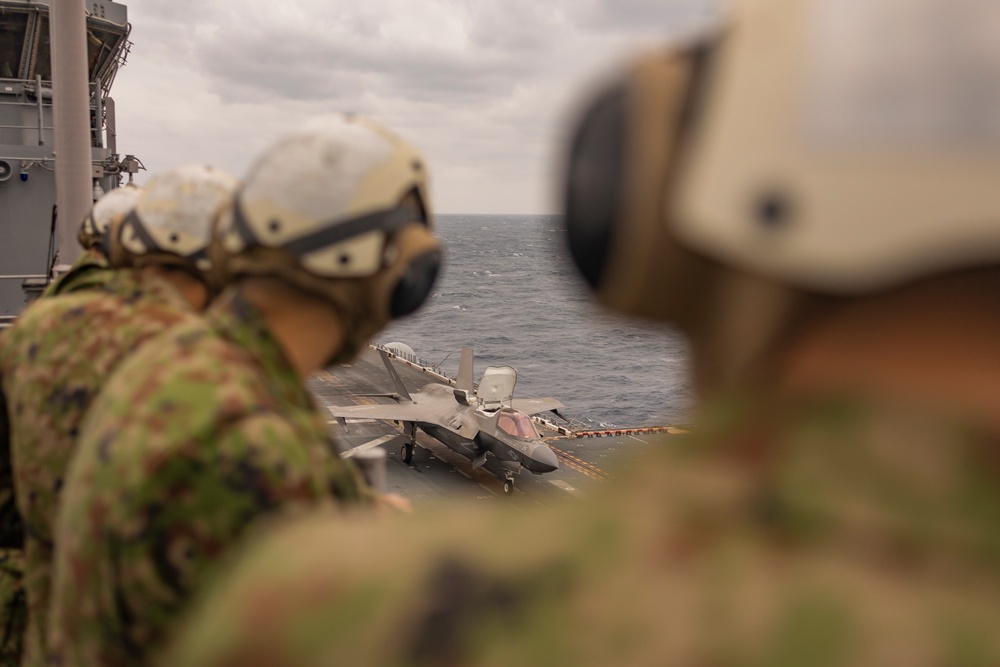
[564,0,1000,323]
[212,114,442,363]
[113,165,238,284]
[78,185,141,254]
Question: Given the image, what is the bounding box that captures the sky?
[109,0,721,214]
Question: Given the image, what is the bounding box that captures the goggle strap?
[231,201,414,257]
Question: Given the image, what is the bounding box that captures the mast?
[49,0,92,268]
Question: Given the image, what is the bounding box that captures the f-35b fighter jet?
[330,347,562,494]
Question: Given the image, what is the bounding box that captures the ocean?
[377,214,694,428]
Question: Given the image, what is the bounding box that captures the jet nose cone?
[531,443,559,473]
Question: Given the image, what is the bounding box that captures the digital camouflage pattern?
[40,250,114,299]
[50,287,373,667]
[0,360,25,667]
[0,268,197,667]
[0,549,24,667]
[164,392,1000,667]
[0,247,112,667]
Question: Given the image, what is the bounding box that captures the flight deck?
[309,345,687,507]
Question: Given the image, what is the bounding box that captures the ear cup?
[564,79,628,291]
[390,249,441,318]
[563,44,717,321]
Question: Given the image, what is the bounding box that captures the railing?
[370,342,456,385]
[0,77,105,147]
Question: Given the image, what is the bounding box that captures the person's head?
[112,165,238,311]
[212,114,442,367]
[77,185,142,259]
[563,0,1000,394]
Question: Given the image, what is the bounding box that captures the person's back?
[50,115,442,667]
[0,167,234,666]
[163,383,1000,666]
[160,0,1000,664]
[51,286,368,667]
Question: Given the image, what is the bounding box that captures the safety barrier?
[571,425,688,438]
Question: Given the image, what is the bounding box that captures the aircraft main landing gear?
[400,423,417,465]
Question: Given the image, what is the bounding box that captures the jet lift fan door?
[477,366,516,411]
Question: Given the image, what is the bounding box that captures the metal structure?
[0,0,138,324]
[331,347,563,495]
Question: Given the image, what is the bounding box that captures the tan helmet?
[113,165,238,280]
[565,0,1000,321]
[213,114,441,363]
[78,185,142,253]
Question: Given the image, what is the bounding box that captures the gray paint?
[0,0,132,318]
[51,0,96,267]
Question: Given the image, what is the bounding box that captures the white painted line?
[548,479,580,495]
[342,434,397,458]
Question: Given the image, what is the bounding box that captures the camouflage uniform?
[40,250,115,299]
[0,268,198,667]
[0,246,114,659]
[163,393,1000,667]
[0,374,24,667]
[50,287,372,667]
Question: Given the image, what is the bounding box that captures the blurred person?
[0,166,234,667]
[0,186,140,666]
[49,115,441,667]
[41,185,142,298]
[160,1,1000,665]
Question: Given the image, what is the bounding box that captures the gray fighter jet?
[331,348,562,494]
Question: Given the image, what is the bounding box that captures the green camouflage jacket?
[40,250,114,299]
[50,288,372,667]
[0,549,24,667]
[0,269,197,667]
[163,393,1000,667]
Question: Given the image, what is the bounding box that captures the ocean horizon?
[375,214,694,428]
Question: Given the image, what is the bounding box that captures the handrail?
[0,275,47,281]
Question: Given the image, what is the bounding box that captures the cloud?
[111,0,722,213]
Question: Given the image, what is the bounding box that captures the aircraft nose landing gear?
[502,476,514,495]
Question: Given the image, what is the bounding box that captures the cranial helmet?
[565,0,1000,322]
[113,165,238,280]
[213,114,442,363]
[78,185,142,252]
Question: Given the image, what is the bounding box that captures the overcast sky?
[110,0,720,213]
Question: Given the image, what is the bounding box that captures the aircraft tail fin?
[457,347,474,393]
[378,350,412,402]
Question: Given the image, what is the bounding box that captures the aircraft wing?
[327,402,428,423]
[510,398,565,415]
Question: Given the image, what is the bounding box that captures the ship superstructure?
[0,0,137,323]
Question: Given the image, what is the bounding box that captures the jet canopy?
[496,409,540,440]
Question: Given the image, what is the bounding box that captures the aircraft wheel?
[400,443,414,465]
[502,479,514,495]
